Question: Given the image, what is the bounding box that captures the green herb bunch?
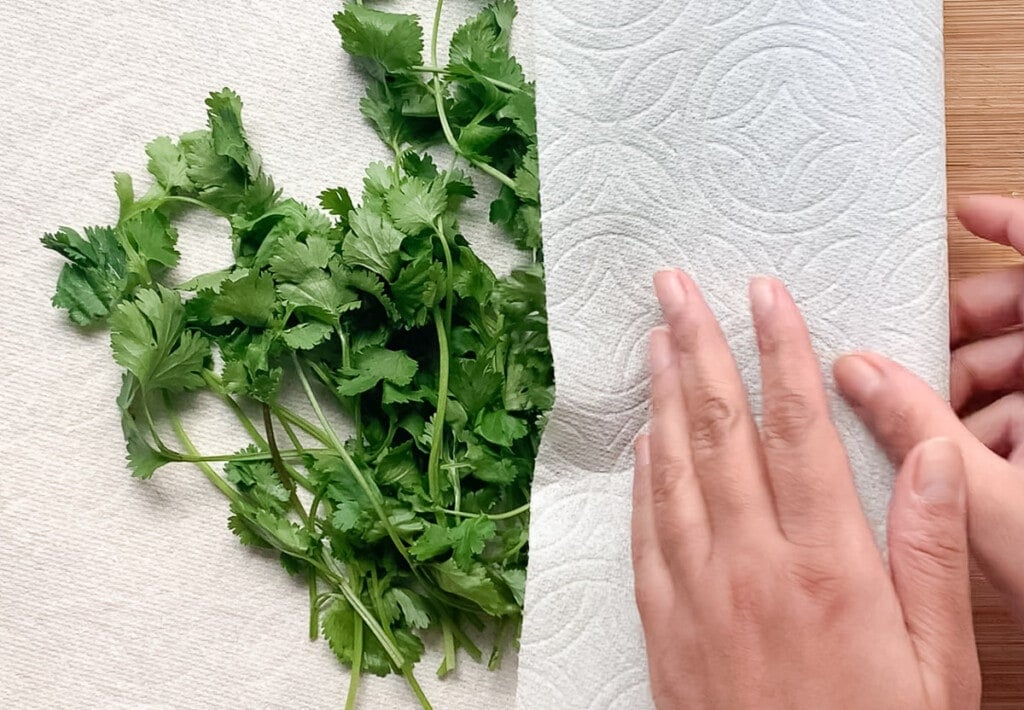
[41,2,551,708]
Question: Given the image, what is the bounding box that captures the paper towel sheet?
[0,1,533,708]
[517,1,949,708]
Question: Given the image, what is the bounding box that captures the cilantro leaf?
[475,409,529,447]
[116,373,172,479]
[385,178,447,234]
[208,269,277,327]
[145,136,192,191]
[391,256,445,327]
[319,186,355,221]
[268,234,336,282]
[281,322,333,350]
[119,209,180,270]
[334,5,424,75]
[450,516,497,569]
[387,587,431,629]
[42,225,129,325]
[335,347,418,397]
[409,524,452,561]
[205,88,261,180]
[277,271,360,323]
[110,285,209,392]
[431,559,518,616]
[342,208,406,279]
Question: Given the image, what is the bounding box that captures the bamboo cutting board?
[945,2,1024,706]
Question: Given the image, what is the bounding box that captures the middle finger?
[654,269,777,540]
[951,329,1024,411]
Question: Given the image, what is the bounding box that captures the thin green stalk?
[449,619,482,662]
[403,667,433,710]
[318,561,406,670]
[335,324,363,453]
[439,617,456,678]
[434,218,454,333]
[427,0,516,192]
[169,448,316,464]
[162,394,238,503]
[344,619,363,710]
[440,502,530,520]
[308,572,320,641]
[262,405,309,527]
[291,354,419,569]
[126,195,231,220]
[203,372,268,446]
[426,307,451,511]
[271,404,334,448]
[288,465,314,493]
[142,400,169,452]
[411,65,522,93]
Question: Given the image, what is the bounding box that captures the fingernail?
[833,355,884,405]
[649,327,674,373]
[635,435,651,467]
[912,438,964,505]
[749,277,776,321]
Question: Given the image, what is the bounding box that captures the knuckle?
[690,391,743,452]
[762,392,818,447]
[893,528,966,575]
[784,557,852,615]
[650,454,689,510]
[725,566,773,622]
[633,577,662,616]
[874,405,917,447]
[1003,392,1024,419]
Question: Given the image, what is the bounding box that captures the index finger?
[955,194,1024,251]
[950,266,1024,346]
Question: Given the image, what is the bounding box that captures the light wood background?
[946,2,1024,706]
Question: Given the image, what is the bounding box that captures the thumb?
[888,438,979,704]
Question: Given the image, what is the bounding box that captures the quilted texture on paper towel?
[516,1,949,708]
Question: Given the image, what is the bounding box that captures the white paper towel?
[517,1,949,708]
[0,1,533,708]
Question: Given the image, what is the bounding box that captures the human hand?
[834,195,1024,621]
[633,270,980,709]
[950,196,1024,457]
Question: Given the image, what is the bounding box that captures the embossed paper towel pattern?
[518,1,948,707]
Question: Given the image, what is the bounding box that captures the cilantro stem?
[319,556,407,670]
[439,617,456,678]
[427,0,517,192]
[403,668,433,710]
[141,400,169,452]
[426,306,450,514]
[124,195,231,220]
[335,325,363,454]
[308,573,320,641]
[270,404,334,448]
[169,448,316,464]
[203,372,268,446]
[434,218,454,333]
[412,65,522,94]
[262,405,309,527]
[344,618,363,710]
[292,354,419,570]
[439,502,529,521]
[162,394,238,503]
[279,416,306,453]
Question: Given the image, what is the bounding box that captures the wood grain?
[945,2,1024,706]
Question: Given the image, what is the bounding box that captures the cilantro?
[42,3,553,709]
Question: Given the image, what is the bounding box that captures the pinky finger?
[632,435,676,619]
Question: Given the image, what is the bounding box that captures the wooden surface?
[945,2,1024,706]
